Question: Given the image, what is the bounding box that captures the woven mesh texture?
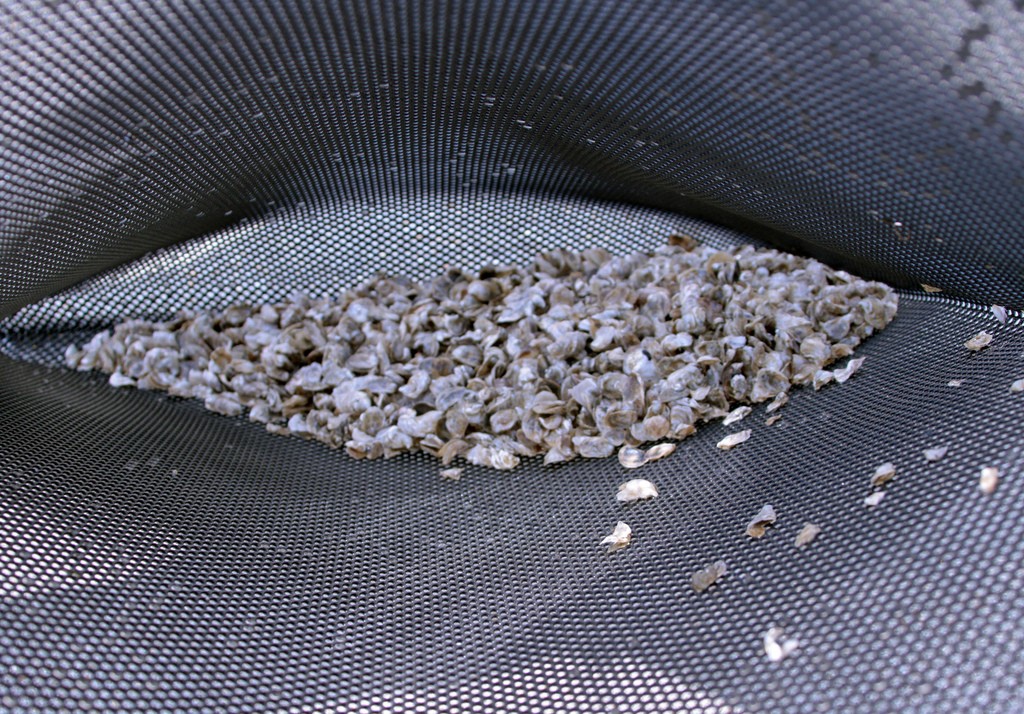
[2,0,1024,711]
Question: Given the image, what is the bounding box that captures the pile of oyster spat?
[65,239,898,469]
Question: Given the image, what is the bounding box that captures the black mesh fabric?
[1,0,1023,711]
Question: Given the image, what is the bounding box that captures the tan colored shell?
[745,504,777,538]
[794,523,821,547]
[870,462,897,487]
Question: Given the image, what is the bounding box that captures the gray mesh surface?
[2,0,1024,711]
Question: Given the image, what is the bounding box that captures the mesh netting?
[2,0,1024,711]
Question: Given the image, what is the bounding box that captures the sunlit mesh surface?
[2,0,1024,711]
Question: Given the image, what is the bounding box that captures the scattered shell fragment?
[601,521,633,553]
[921,284,942,293]
[870,462,897,487]
[794,523,821,547]
[692,560,728,592]
[965,331,993,351]
[832,356,865,384]
[745,504,777,538]
[864,491,886,507]
[765,392,789,414]
[723,406,752,426]
[65,241,897,470]
[947,379,963,387]
[440,467,463,481]
[1010,378,1024,393]
[923,446,948,462]
[980,467,999,494]
[765,414,782,426]
[616,478,659,503]
[718,430,752,451]
[764,627,800,662]
[991,305,1008,324]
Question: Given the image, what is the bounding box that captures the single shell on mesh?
[870,462,897,487]
[864,491,886,507]
[691,560,728,592]
[964,331,993,351]
[764,627,800,662]
[616,478,659,503]
[440,467,463,481]
[718,430,752,450]
[980,467,999,494]
[923,446,948,462]
[644,443,676,463]
[991,305,1008,324]
[601,521,633,553]
[745,504,777,538]
[794,523,821,547]
[1010,378,1024,393]
[618,446,648,469]
[723,406,752,426]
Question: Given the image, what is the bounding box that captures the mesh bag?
[2,1,1024,711]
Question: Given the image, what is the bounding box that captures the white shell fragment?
[870,462,897,487]
[440,467,463,481]
[64,242,897,470]
[947,379,963,387]
[616,478,659,503]
[692,560,728,592]
[794,523,821,547]
[864,491,886,507]
[965,331,993,351]
[1010,378,1024,393]
[923,446,948,462]
[745,504,777,538]
[991,304,1008,324]
[601,521,633,553]
[718,430,752,451]
[980,467,999,494]
[723,406,752,426]
[764,627,800,662]
[832,357,866,384]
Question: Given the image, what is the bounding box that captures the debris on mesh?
[923,446,948,462]
[947,379,963,387]
[65,241,898,470]
[991,305,1008,324]
[440,467,463,481]
[718,430,752,451]
[764,626,800,662]
[616,478,658,503]
[722,405,751,426]
[691,560,728,592]
[601,521,633,552]
[980,467,999,494]
[965,331,993,351]
[920,283,942,293]
[1010,378,1024,393]
[745,504,777,538]
[864,491,886,507]
[794,523,821,547]
[765,414,782,426]
[870,462,897,487]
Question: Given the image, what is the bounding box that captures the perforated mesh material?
[2,0,1024,711]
